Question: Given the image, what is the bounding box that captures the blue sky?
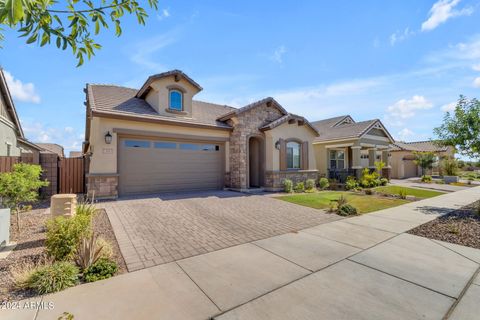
[1,0,480,157]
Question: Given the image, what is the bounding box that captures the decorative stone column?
[381,149,391,179]
[368,148,377,168]
[351,146,362,178]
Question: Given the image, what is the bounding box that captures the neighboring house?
[35,143,65,158]
[311,115,395,181]
[390,141,455,179]
[69,151,82,158]
[83,70,319,199]
[0,68,42,161]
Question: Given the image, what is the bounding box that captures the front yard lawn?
[278,191,409,214]
[374,186,444,199]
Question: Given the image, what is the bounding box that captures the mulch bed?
[0,205,127,302]
[408,201,480,249]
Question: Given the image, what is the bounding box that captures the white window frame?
[329,149,346,169]
[286,141,301,170]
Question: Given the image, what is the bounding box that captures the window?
[201,144,219,151]
[124,140,150,148]
[286,141,301,169]
[329,150,345,169]
[154,142,177,149]
[180,143,200,151]
[169,90,183,111]
[6,143,11,156]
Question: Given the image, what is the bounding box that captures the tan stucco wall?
[265,122,317,171]
[313,139,358,175]
[0,117,21,156]
[88,116,230,174]
[145,76,199,116]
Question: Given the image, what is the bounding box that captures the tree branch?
[46,1,130,14]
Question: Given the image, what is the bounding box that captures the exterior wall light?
[105,131,113,144]
[275,140,281,150]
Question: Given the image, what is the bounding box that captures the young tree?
[434,96,480,159]
[0,163,49,231]
[413,151,436,176]
[0,0,159,66]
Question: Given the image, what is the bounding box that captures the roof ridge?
[88,83,138,90]
[193,99,236,109]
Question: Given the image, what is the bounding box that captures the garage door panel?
[119,138,223,195]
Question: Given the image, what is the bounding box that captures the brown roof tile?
[391,141,449,152]
[35,143,64,157]
[312,119,378,142]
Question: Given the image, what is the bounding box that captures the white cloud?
[157,8,170,20]
[421,0,473,32]
[3,71,41,103]
[390,28,415,46]
[22,121,83,154]
[397,128,415,141]
[473,77,480,88]
[385,95,433,126]
[472,64,480,71]
[441,101,457,112]
[270,46,286,64]
[130,30,178,70]
[64,126,74,133]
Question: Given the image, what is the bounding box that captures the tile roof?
[35,143,64,157]
[87,84,235,129]
[390,141,449,152]
[217,97,288,121]
[259,113,320,136]
[136,70,203,98]
[312,118,379,142]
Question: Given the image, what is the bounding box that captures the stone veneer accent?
[265,170,319,191]
[39,153,59,197]
[227,104,284,190]
[86,174,118,199]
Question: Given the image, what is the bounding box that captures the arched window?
[169,90,183,111]
[286,141,301,169]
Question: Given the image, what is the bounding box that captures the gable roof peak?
[136,70,203,98]
[216,96,288,121]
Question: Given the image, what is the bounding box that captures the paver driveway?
[100,191,341,271]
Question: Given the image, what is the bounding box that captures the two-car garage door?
[118,137,224,196]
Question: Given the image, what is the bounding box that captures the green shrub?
[96,237,113,259]
[398,188,407,199]
[345,176,358,190]
[360,168,380,188]
[76,202,97,217]
[84,258,118,283]
[379,177,389,186]
[318,177,329,190]
[305,179,316,192]
[46,214,92,261]
[294,182,305,193]
[443,158,459,176]
[336,194,348,207]
[75,233,104,271]
[421,175,432,183]
[283,179,293,193]
[27,262,79,294]
[364,189,373,195]
[337,204,358,216]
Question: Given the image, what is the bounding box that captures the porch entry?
[248,136,265,188]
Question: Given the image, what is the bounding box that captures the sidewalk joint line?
[174,261,222,312]
[443,265,480,320]
[427,238,480,266]
[251,242,314,272]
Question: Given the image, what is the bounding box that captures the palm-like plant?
[75,233,104,271]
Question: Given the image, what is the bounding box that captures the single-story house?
[390,141,455,179]
[35,143,65,158]
[83,70,320,198]
[310,115,394,181]
[0,68,42,161]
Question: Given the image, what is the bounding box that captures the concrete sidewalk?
[390,178,469,192]
[2,187,480,320]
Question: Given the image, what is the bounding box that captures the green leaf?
[5,0,24,23]
[26,33,37,44]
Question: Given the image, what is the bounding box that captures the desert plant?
[421,175,432,183]
[345,176,359,191]
[26,262,79,294]
[84,258,118,283]
[46,214,92,261]
[337,204,358,216]
[96,237,114,259]
[76,202,97,217]
[283,179,293,193]
[360,168,379,188]
[305,179,316,192]
[294,182,305,193]
[318,177,329,190]
[413,152,436,176]
[10,256,49,289]
[0,163,49,231]
[336,194,348,207]
[398,188,407,199]
[75,233,104,271]
[443,158,459,176]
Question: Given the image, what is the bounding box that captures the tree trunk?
[15,206,20,232]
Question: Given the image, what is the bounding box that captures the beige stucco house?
[310,115,395,181]
[0,68,41,160]
[83,70,320,199]
[390,141,455,179]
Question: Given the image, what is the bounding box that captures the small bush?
[11,257,48,290]
[84,258,118,283]
[398,188,407,199]
[364,189,373,195]
[337,204,358,216]
[283,179,293,193]
[75,233,104,271]
[76,202,97,217]
[46,214,92,261]
[443,158,459,176]
[379,178,388,186]
[360,168,380,188]
[345,176,358,191]
[294,182,305,193]
[96,237,113,259]
[336,194,348,207]
[421,175,432,183]
[305,179,316,192]
[318,177,329,190]
[26,262,79,294]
